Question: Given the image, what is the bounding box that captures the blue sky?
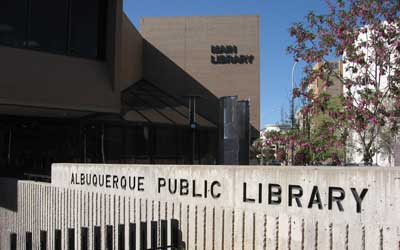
[123,0,329,128]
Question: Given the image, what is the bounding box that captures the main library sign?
[210,45,255,64]
[66,167,369,214]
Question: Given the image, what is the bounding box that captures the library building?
[0,0,260,180]
[1,2,398,250]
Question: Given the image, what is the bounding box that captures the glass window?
[134,127,149,157]
[105,126,123,162]
[0,0,107,60]
[70,0,107,59]
[0,126,9,168]
[198,129,217,164]
[85,124,102,163]
[154,127,177,157]
[0,0,27,47]
[29,0,69,54]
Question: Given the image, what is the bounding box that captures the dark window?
[134,127,149,157]
[0,125,10,169]
[85,124,102,163]
[2,118,82,177]
[0,0,27,47]
[198,130,217,164]
[155,127,177,157]
[105,126,123,162]
[30,0,69,53]
[70,0,107,59]
[0,0,106,60]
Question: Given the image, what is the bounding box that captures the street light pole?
[291,60,298,165]
[186,95,199,164]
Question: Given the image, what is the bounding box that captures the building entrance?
[0,115,217,180]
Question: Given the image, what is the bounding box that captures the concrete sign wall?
[1,164,400,250]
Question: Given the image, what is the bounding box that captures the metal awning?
[121,80,216,128]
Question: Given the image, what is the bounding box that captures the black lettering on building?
[288,185,303,207]
[158,178,166,193]
[80,173,85,185]
[204,180,208,198]
[120,177,127,190]
[112,175,119,189]
[71,173,75,184]
[192,180,202,198]
[351,188,368,213]
[86,174,91,185]
[106,175,111,188]
[210,181,221,198]
[99,175,105,187]
[93,175,98,186]
[243,182,255,203]
[249,55,255,64]
[211,55,217,64]
[128,176,136,190]
[308,186,323,210]
[328,187,345,212]
[168,179,177,194]
[210,44,254,64]
[268,184,282,205]
[138,177,144,191]
[180,179,189,195]
[233,45,238,53]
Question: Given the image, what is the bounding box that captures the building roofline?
[140,14,260,20]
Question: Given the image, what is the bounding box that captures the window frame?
[0,0,107,61]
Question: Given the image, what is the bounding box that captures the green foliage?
[287,0,400,165]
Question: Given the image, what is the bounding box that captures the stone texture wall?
[1,164,400,250]
[141,16,260,130]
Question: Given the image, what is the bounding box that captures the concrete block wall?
[1,164,400,250]
[141,16,260,130]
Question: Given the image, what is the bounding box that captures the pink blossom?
[369,117,378,125]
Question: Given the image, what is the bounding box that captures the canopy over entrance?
[0,80,219,180]
[121,79,216,128]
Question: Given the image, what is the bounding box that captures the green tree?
[288,0,400,165]
[308,95,346,164]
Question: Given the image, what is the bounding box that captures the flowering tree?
[307,96,346,164]
[287,0,400,165]
[253,130,289,164]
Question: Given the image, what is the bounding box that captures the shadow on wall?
[0,177,18,212]
[17,218,186,250]
[142,39,259,137]
[168,219,186,250]
[142,39,220,125]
